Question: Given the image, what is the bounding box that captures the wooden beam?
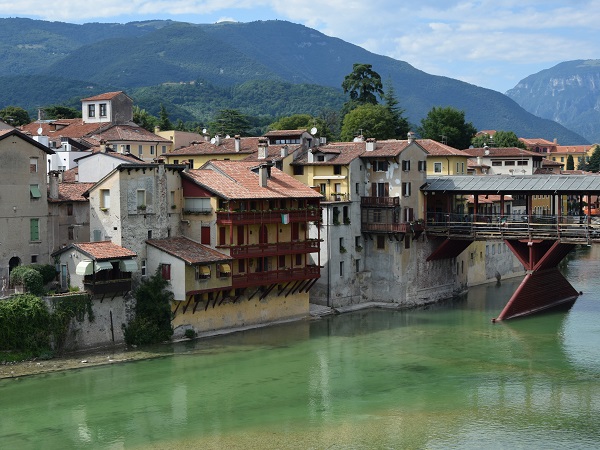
[260,283,277,300]
[183,295,194,314]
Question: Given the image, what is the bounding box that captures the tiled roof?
[264,129,308,137]
[418,139,470,156]
[72,241,136,260]
[519,137,556,146]
[360,139,412,157]
[467,158,490,168]
[0,128,56,154]
[185,161,322,199]
[81,91,126,101]
[146,236,230,265]
[20,119,102,140]
[242,144,300,162]
[48,182,94,202]
[170,137,260,156]
[86,124,171,143]
[75,149,144,163]
[541,158,563,167]
[62,167,78,182]
[552,145,591,154]
[463,147,541,158]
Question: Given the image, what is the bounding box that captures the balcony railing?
[232,265,320,288]
[83,278,132,295]
[217,208,320,225]
[361,196,400,207]
[222,240,321,257]
[361,222,424,234]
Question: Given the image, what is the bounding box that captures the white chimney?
[307,150,314,163]
[407,131,416,143]
[258,163,272,187]
[234,135,241,152]
[281,144,289,158]
[215,134,221,146]
[258,138,268,160]
[366,138,376,152]
[49,171,60,200]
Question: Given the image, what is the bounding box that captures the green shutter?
[30,219,39,241]
[30,185,42,198]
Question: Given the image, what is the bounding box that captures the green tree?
[123,268,173,346]
[587,145,600,172]
[157,104,173,131]
[340,104,397,141]
[418,106,477,149]
[382,80,410,139]
[133,106,157,132]
[209,109,251,136]
[471,130,525,149]
[566,154,575,170]
[268,114,333,141]
[342,63,384,106]
[43,105,81,120]
[0,106,31,126]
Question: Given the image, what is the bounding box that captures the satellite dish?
[484,149,490,156]
[225,134,230,139]
[37,127,43,135]
[210,137,216,144]
[202,128,207,134]
[310,127,318,135]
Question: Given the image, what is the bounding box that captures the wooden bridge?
[422,175,600,321]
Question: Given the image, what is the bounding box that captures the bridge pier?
[495,240,579,321]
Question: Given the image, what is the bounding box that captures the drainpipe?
[446,157,450,175]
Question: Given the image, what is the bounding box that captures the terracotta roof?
[519,137,557,146]
[541,158,563,167]
[552,145,591,154]
[264,129,308,137]
[0,128,55,154]
[418,139,470,156]
[360,139,412,158]
[292,142,365,166]
[463,147,541,158]
[48,182,94,202]
[467,159,490,168]
[146,236,230,265]
[68,241,136,260]
[170,137,260,156]
[20,119,102,141]
[62,166,78,182]
[86,124,171,143]
[185,161,322,199]
[81,91,126,101]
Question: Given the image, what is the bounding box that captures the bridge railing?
[425,213,600,242]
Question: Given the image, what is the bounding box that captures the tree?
[0,106,30,126]
[566,155,575,170]
[587,145,600,172]
[209,109,251,136]
[342,63,384,106]
[43,105,81,120]
[157,104,173,131]
[471,130,525,149]
[268,114,334,141]
[123,268,173,346]
[382,80,410,139]
[418,106,477,149]
[340,104,397,141]
[133,106,157,132]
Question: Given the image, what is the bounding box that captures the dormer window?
[333,165,342,175]
[99,103,107,117]
[374,160,388,172]
[317,154,325,162]
[88,104,95,118]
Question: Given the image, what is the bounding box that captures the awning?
[199,266,211,276]
[119,259,137,272]
[76,260,93,276]
[218,264,231,274]
[95,261,114,272]
[30,185,42,198]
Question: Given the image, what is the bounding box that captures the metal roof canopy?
[421,175,600,194]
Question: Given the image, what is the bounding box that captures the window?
[188,159,194,169]
[141,259,147,277]
[461,162,464,173]
[137,190,146,208]
[377,235,385,249]
[355,182,359,194]
[293,165,304,175]
[30,184,41,199]
[88,104,95,118]
[355,236,361,248]
[30,158,38,173]
[99,103,107,117]
[401,160,411,171]
[374,160,388,172]
[279,255,286,268]
[148,230,152,239]
[504,161,515,166]
[162,145,167,154]
[339,237,344,252]
[30,218,39,241]
[295,254,302,266]
[31,255,38,264]
[456,162,460,173]
[402,182,412,197]
[201,226,211,245]
[68,227,74,240]
[492,161,502,166]
[238,260,246,273]
[418,160,426,172]
[150,145,155,155]
[195,265,211,280]
[343,206,349,223]
[218,264,231,278]
[333,165,342,175]
[434,162,442,173]
[138,145,143,156]
[316,154,325,162]
[372,182,389,197]
[320,183,326,195]
[517,160,528,166]
[161,264,171,281]
[355,259,360,273]
[100,189,110,209]
[339,261,344,277]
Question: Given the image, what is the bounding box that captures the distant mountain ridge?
[0,18,588,145]
[506,60,600,143]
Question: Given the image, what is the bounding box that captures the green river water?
[2,247,600,449]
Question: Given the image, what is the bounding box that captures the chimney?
[407,131,416,143]
[234,135,241,152]
[258,162,272,187]
[49,170,60,200]
[215,134,221,146]
[477,156,482,166]
[154,126,161,134]
[99,139,107,153]
[203,132,210,142]
[366,138,376,152]
[553,138,558,144]
[281,144,289,158]
[307,149,314,163]
[258,138,268,160]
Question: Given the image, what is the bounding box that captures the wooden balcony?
[222,240,321,257]
[361,222,425,234]
[217,208,320,225]
[361,196,400,207]
[83,278,132,296]
[232,265,320,289]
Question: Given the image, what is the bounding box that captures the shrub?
[0,294,51,353]
[184,328,196,339]
[29,264,58,284]
[10,267,44,295]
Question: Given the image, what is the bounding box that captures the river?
[2,247,600,449]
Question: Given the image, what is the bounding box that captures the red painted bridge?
[422,175,600,321]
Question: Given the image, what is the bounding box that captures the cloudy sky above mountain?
[1,0,598,93]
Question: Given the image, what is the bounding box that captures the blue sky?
[1,0,598,93]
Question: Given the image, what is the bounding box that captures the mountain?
[0,18,588,145]
[506,60,600,144]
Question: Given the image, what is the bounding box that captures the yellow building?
[417,139,471,175]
